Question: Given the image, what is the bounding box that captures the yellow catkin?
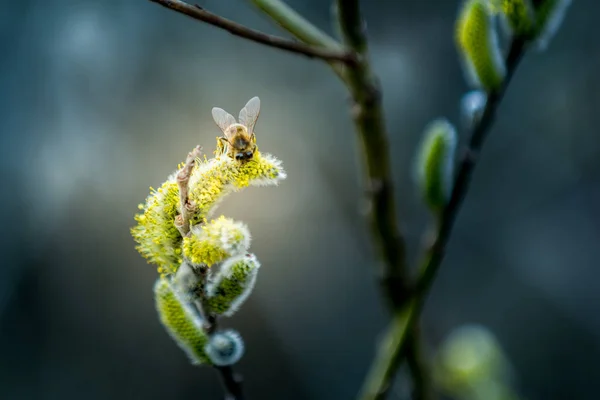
[131,148,285,276]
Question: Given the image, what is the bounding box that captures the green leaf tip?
[154,278,211,365]
[455,0,506,92]
[205,253,261,317]
[414,119,458,214]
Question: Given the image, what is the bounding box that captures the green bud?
[414,119,458,214]
[433,324,511,398]
[455,0,506,91]
[154,278,210,365]
[205,253,260,317]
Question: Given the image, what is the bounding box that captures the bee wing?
[211,107,237,134]
[238,96,260,135]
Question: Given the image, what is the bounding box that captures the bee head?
[235,150,254,161]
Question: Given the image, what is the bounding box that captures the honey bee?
[211,96,260,161]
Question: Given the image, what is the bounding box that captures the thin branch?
[358,38,528,400]
[332,1,430,397]
[175,145,202,236]
[249,0,349,82]
[335,0,409,312]
[406,324,433,400]
[148,0,358,64]
[215,366,245,400]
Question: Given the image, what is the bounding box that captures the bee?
[211,96,261,162]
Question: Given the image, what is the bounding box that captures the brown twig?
[175,145,202,236]
[148,0,358,64]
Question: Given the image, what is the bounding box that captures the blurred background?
[1,0,598,399]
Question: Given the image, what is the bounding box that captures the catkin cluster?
[132,138,286,366]
[414,0,570,213]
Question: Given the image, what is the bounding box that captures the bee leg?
[217,137,230,156]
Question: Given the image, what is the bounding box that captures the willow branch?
[358,38,528,400]
[148,0,357,64]
[335,0,409,310]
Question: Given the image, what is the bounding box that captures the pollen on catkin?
[414,119,458,214]
[131,149,286,277]
[131,174,183,276]
[154,278,211,365]
[205,253,260,317]
[183,216,251,268]
[188,151,286,225]
[456,0,506,92]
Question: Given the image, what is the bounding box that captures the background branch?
[148,0,357,64]
[358,38,528,400]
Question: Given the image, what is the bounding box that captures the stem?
[175,145,202,236]
[335,0,409,312]
[215,366,245,400]
[360,305,415,399]
[148,0,358,64]
[189,267,244,398]
[406,325,432,400]
[358,38,527,400]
